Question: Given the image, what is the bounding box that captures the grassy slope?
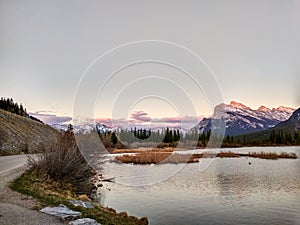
[0,109,61,155]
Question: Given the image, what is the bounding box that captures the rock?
[69,200,94,209]
[40,204,81,221]
[69,218,101,225]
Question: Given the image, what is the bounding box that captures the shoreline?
[10,170,148,225]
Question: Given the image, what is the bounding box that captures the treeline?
[0,97,43,123]
[120,127,183,143]
[223,130,300,147]
[98,127,189,149]
[269,130,300,145]
[97,127,300,149]
[0,97,28,117]
[98,127,214,149]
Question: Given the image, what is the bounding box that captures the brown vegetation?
[217,151,241,158]
[115,151,298,164]
[28,128,95,194]
[248,151,297,160]
[110,147,176,154]
[115,153,212,164]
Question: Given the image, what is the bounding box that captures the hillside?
[235,108,300,143]
[0,109,61,155]
[272,108,300,132]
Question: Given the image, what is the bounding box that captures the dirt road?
[0,155,64,225]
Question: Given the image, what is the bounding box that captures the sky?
[0,0,299,126]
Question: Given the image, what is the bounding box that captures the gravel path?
[0,157,65,225]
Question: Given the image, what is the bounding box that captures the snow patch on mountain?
[197,101,295,136]
[51,123,113,134]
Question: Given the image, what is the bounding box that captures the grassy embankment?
[10,171,147,225]
[115,151,298,164]
[10,129,148,225]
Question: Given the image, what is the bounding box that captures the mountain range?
[196,101,295,136]
[238,107,300,142]
[0,100,299,155]
[50,101,298,138]
[51,123,113,134]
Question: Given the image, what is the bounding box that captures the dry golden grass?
[217,151,240,158]
[115,152,204,164]
[115,151,298,164]
[115,152,171,164]
[111,147,182,154]
[248,151,297,159]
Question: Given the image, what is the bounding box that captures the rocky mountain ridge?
[197,101,295,136]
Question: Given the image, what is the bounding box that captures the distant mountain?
[0,109,61,155]
[196,101,294,136]
[51,123,113,134]
[272,108,300,131]
[235,108,300,142]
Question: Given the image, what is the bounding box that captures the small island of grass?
[115,151,297,164]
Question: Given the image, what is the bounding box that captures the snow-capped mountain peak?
[258,105,271,112]
[276,106,295,113]
[197,101,295,136]
[229,101,250,110]
[51,122,113,134]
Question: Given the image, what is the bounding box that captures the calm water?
[97,147,300,225]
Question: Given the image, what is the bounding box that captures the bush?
[28,128,95,194]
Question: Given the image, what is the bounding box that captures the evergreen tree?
[111,132,118,145]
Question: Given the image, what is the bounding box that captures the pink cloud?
[130,111,152,122]
[93,111,203,130]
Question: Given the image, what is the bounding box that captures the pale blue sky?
[0,0,299,121]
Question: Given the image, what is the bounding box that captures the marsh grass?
[115,153,204,164]
[111,147,176,154]
[248,151,297,160]
[115,151,298,164]
[116,152,172,164]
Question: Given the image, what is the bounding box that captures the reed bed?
[115,151,298,164]
[110,147,178,154]
[217,151,240,158]
[248,151,297,160]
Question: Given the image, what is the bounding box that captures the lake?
[97,147,300,225]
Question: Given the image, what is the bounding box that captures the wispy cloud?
[94,111,202,130]
[29,112,72,125]
[130,111,152,122]
[161,115,202,125]
[64,111,203,130]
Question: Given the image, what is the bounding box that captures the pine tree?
[111,132,118,145]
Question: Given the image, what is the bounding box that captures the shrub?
[28,128,95,194]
